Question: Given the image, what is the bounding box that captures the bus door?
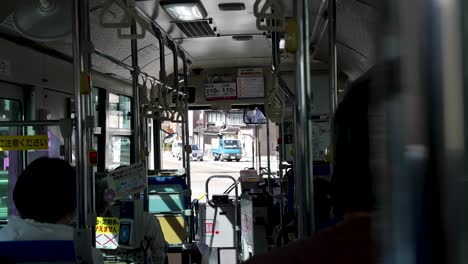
[0,83,74,222]
[0,82,24,221]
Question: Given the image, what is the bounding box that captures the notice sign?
[205,82,237,101]
[237,67,264,98]
[0,135,48,151]
[237,77,265,98]
[238,67,263,77]
[95,217,120,249]
[312,121,330,161]
[107,162,146,200]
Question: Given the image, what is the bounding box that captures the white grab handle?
[253,0,285,32]
[117,10,147,39]
[256,19,285,32]
[265,75,285,123]
[254,0,283,19]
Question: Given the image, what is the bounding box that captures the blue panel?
[149,194,187,213]
[148,176,188,188]
[0,240,75,262]
[149,184,186,193]
[148,176,189,213]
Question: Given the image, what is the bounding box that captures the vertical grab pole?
[130,19,148,209]
[180,49,193,247]
[60,118,74,168]
[72,0,94,262]
[266,120,272,194]
[179,49,192,199]
[328,0,338,173]
[153,25,166,171]
[131,21,142,164]
[169,40,186,168]
[295,0,315,239]
[269,19,281,194]
[72,0,85,233]
[278,124,284,227]
[82,0,95,223]
[328,0,338,115]
[153,117,162,171]
[256,125,261,171]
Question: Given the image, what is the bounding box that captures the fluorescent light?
[161,0,208,21]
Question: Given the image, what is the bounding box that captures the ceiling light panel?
[160,0,208,21]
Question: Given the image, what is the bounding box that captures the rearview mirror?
[163,133,177,144]
[243,107,267,124]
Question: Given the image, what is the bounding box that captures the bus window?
[107,136,131,170]
[108,93,131,129]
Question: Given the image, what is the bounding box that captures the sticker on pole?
[106,162,146,200]
[0,135,48,151]
[95,217,120,249]
[203,220,219,236]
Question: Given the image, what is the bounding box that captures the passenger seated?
[0,157,103,263]
[96,171,168,264]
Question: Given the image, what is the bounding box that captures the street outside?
[161,151,279,200]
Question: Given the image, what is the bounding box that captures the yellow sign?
[80,72,92,95]
[96,217,120,249]
[96,217,120,234]
[0,135,48,151]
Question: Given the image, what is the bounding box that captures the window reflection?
[108,93,131,129]
[92,88,99,127]
[107,136,131,170]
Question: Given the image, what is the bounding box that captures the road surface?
[161,152,279,200]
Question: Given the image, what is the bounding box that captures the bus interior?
[0,0,467,263]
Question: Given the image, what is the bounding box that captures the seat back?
[0,240,75,263]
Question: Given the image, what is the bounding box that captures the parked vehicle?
[190,144,203,161]
[211,138,242,162]
[172,141,182,157]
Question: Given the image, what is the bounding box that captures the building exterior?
[191,110,278,160]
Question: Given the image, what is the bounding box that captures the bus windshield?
[223,140,240,149]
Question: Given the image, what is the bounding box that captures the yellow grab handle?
[285,19,298,53]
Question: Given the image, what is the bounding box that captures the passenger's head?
[331,59,400,214]
[331,75,374,214]
[13,157,76,224]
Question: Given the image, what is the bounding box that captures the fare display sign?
[205,82,237,101]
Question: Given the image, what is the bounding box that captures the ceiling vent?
[174,19,216,38]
